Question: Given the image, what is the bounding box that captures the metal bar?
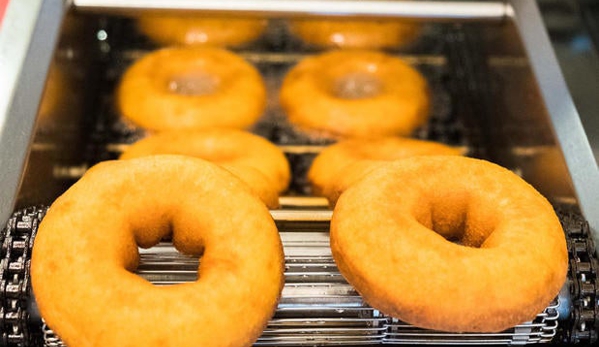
[72,0,509,21]
[270,209,332,222]
[509,0,599,249]
[0,0,66,227]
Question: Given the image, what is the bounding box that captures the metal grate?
[34,208,565,346]
[40,226,562,347]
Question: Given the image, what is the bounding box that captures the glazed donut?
[117,47,266,132]
[136,15,268,47]
[289,19,421,50]
[31,155,285,347]
[279,50,430,139]
[120,129,291,208]
[308,137,463,204]
[330,156,568,332]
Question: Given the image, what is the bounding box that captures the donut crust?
[117,47,266,132]
[308,137,463,203]
[330,156,568,332]
[31,155,285,347]
[120,129,291,208]
[137,15,267,47]
[280,50,430,139]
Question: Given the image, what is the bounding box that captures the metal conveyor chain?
[556,206,599,344]
[0,206,46,347]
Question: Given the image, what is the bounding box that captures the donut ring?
[120,129,291,208]
[330,156,568,332]
[280,50,430,139]
[289,19,421,50]
[137,15,268,47]
[117,47,266,132]
[308,137,463,204]
[31,155,285,347]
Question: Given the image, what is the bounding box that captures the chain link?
[556,205,599,344]
[1,206,46,347]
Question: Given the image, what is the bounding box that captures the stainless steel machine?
[1,1,598,346]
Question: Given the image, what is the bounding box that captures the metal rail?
[0,0,66,227]
[509,0,599,248]
[72,0,509,21]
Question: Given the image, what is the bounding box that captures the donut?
[289,19,421,50]
[330,156,568,332]
[279,50,430,140]
[308,137,463,204]
[136,15,267,47]
[117,47,266,132]
[120,129,291,208]
[31,155,285,347]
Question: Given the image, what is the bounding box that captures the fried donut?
[31,155,285,347]
[330,156,568,332]
[289,19,421,50]
[137,15,267,47]
[308,137,463,204]
[120,129,291,208]
[117,47,266,132]
[279,50,430,139]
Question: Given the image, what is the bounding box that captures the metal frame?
[72,0,509,21]
[0,0,66,227]
[509,0,599,247]
[1,0,597,246]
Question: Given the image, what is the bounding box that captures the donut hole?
[136,243,203,285]
[331,72,382,99]
[167,72,220,96]
[128,213,206,283]
[416,192,497,248]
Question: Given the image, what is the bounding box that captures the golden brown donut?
[280,50,430,139]
[120,129,291,208]
[31,155,285,347]
[117,47,266,132]
[289,19,421,50]
[330,156,568,333]
[136,15,267,47]
[308,137,463,203]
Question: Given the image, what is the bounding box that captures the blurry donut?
[308,137,463,204]
[120,129,291,208]
[289,19,421,50]
[137,15,267,47]
[280,50,430,140]
[117,47,266,132]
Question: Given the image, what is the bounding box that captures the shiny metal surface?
[0,0,65,227]
[509,0,599,247]
[72,0,509,21]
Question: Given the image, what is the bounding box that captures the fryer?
[1,0,598,346]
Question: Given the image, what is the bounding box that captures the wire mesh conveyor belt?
[2,205,596,346]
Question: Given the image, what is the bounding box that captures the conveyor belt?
[2,204,595,346]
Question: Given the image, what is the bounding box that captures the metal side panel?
[508,0,599,249]
[72,0,509,21]
[0,0,66,227]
